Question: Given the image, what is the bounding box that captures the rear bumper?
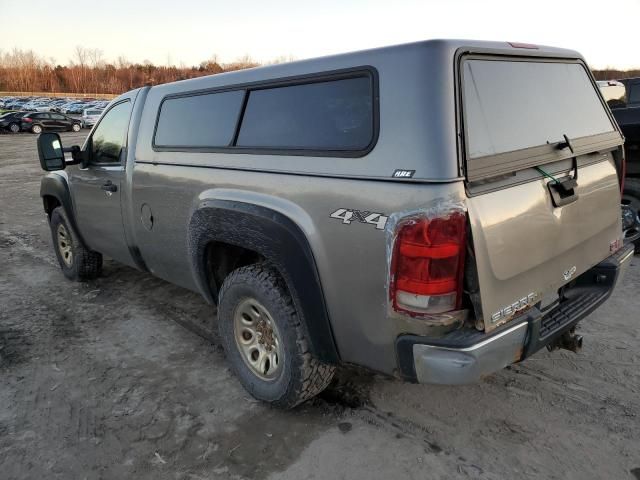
[396,243,634,385]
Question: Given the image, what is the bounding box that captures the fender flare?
[188,199,340,364]
[40,173,87,246]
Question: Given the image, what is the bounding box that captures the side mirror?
[37,132,66,171]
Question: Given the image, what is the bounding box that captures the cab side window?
[90,101,132,164]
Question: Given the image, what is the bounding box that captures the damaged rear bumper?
[396,243,634,385]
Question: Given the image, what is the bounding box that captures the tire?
[622,178,640,252]
[8,123,19,133]
[31,124,42,134]
[71,123,81,132]
[49,206,102,281]
[218,264,335,408]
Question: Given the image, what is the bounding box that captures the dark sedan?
[0,111,28,133]
[21,112,82,134]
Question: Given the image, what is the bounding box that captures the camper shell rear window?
[460,56,621,182]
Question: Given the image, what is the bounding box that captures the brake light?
[390,212,467,315]
[23,117,32,122]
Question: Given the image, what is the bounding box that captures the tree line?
[0,47,638,95]
[0,47,271,95]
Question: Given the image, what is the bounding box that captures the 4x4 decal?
[330,208,388,230]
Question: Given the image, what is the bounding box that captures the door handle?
[101,181,118,193]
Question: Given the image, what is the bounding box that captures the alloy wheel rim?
[56,224,73,267]
[233,298,282,381]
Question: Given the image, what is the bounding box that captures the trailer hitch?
[547,328,583,353]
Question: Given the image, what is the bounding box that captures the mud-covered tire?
[49,206,102,281]
[218,264,335,409]
[622,179,640,253]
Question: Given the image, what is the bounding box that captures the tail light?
[389,212,467,315]
[23,117,32,123]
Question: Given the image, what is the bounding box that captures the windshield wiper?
[556,134,575,154]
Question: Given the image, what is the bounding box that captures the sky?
[1,0,639,69]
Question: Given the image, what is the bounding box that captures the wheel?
[622,179,640,252]
[31,124,42,134]
[218,264,335,408]
[72,123,81,132]
[8,123,20,133]
[49,207,102,281]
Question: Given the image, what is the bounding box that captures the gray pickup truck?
[37,40,634,408]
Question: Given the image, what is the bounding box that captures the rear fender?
[188,199,340,364]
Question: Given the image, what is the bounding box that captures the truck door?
[68,100,134,265]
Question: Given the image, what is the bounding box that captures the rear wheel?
[71,123,81,132]
[218,264,335,408]
[8,123,19,133]
[49,207,103,281]
[622,179,640,252]
[31,124,42,134]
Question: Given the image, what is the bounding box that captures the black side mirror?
[37,132,65,171]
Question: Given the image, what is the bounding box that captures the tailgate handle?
[547,177,578,207]
[540,148,579,208]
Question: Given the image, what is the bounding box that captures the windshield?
[462,59,614,159]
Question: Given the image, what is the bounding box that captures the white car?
[81,109,103,128]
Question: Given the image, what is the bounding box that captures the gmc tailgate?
[460,56,625,332]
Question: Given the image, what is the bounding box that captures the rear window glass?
[462,60,614,159]
[236,76,373,150]
[155,90,244,147]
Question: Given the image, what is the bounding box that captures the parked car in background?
[62,103,87,114]
[5,98,30,110]
[598,79,640,250]
[81,108,103,128]
[22,112,81,134]
[0,111,27,133]
[51,98,69,112]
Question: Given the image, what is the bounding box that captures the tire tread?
[218,263,335,408]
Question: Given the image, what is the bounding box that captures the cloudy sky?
[2,0,639,69]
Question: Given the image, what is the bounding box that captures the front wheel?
[31,124,42,134]
[71,123,81,132]
[8,123,20,133]
[49,207,103,281]
[218,264,335,408]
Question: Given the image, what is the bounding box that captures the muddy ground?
[0,131,639,480]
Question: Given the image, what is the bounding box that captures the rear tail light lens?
[390,212,467,315]
[23,117,32,122]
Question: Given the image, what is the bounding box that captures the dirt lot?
[1,131,639,480]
